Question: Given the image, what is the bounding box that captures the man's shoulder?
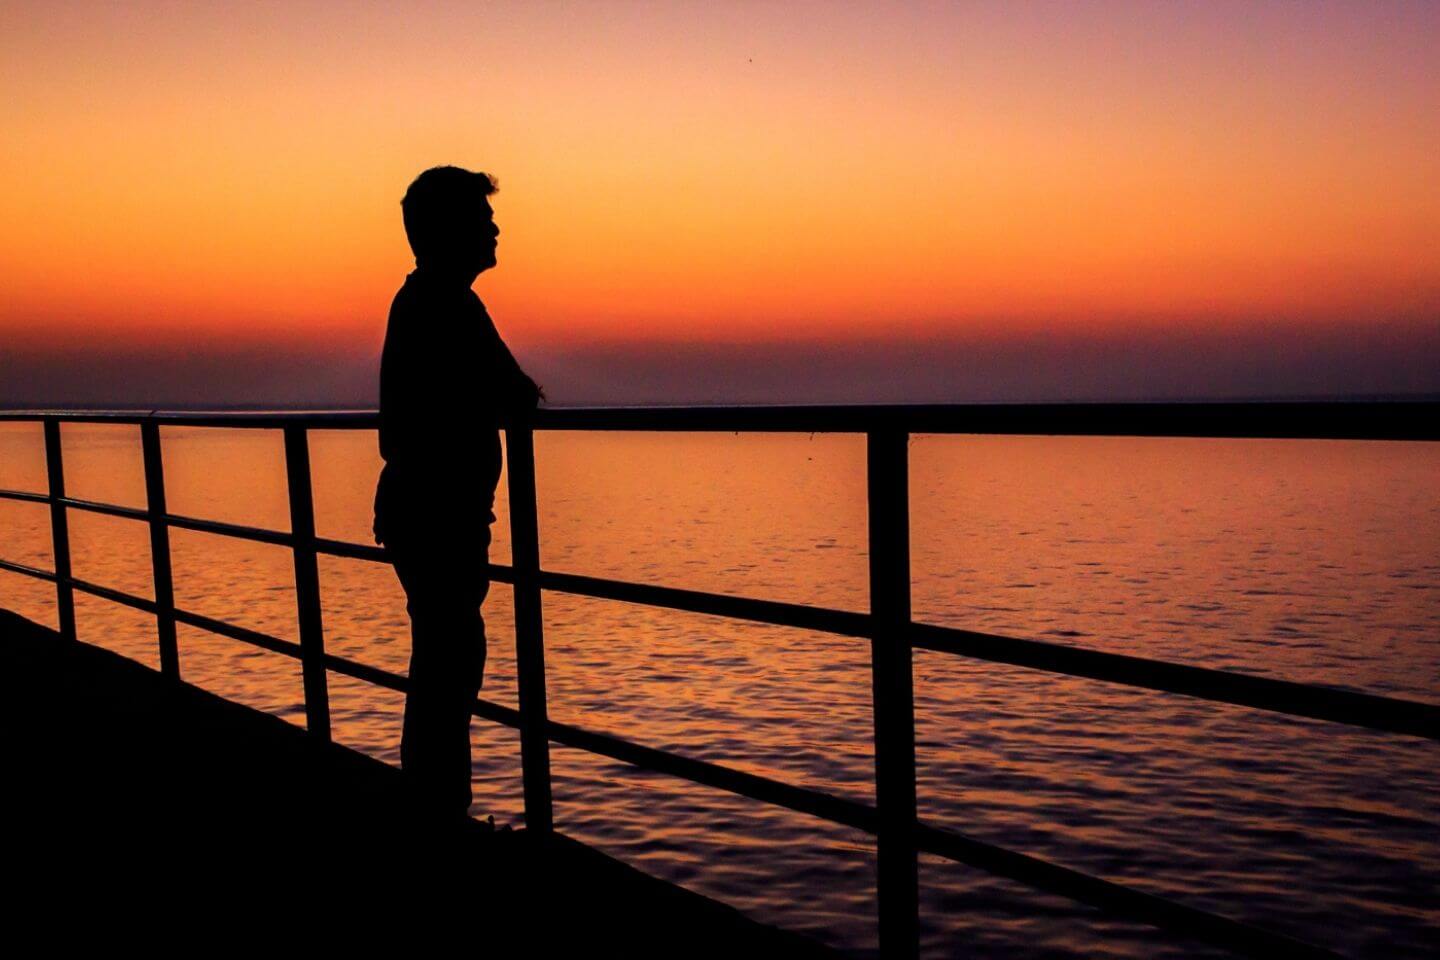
[389,272,428,315]
[389,272,482,319]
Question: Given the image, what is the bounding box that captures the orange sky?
[2,1,1437,363]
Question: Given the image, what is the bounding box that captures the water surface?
[1,423,1436,957]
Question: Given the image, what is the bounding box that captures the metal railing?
[1,402,1437,958]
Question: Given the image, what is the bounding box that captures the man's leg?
[392,547,489,819]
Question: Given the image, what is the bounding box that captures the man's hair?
[401,165,498,259]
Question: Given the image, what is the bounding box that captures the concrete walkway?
[0,609,835,956]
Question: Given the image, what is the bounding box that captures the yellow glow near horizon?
[2,1,1437,353]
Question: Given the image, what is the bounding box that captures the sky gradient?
[3,1,1437,405]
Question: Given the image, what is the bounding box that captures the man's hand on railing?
[523,370,544,407]
[499,373,544,425]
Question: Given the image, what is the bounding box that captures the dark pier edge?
[0,609,835,956]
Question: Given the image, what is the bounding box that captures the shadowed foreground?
[0,609,833,955]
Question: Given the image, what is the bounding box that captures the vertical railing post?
[42,418,76,642]
[141,420,180,680]
[868,427,919,957]
[283,426,331,741]
[506,421,554,835]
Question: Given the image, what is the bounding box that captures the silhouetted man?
[373,166,541,819]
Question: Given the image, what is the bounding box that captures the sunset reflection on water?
[0,422,1436,958]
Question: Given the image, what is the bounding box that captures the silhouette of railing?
[1,402,1436,959]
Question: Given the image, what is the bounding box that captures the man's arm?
[478,307,543,417]
[496,335,544,408]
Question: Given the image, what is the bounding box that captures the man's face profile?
[468,196,499,274]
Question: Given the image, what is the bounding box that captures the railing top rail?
[0,399,1437,439]
[0,410,380,429]
[536,400,1440,439]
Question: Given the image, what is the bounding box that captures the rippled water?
[1,422,1436,957]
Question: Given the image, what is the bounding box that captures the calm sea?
[1,423,1436,957]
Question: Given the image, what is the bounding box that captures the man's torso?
[375,271,506,545]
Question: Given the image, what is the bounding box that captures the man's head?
[401,166,500,278]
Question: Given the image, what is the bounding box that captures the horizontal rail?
[0,556,57,582]
[321,653,523,729]
[533,400,1440,439]
[69,574,158,615]
[3,399,1438,439]
[57,496,298,548]
[0,410,380,429]
[166,511,294,549]
[55,495,150,523]
[545,716,879,834]
[0,487,48,504]
[537,569,872,637]
[38,493,522,583]
[3,492,299,551]
[911,623,1440,741]
[912,825,1338,959]
[0,562,306,659]
[51,497,295,556]
[540,569,1440,741]
[6,542,1438,741]
[173,607,302,660]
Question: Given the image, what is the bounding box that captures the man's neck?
[412,260,479,287]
